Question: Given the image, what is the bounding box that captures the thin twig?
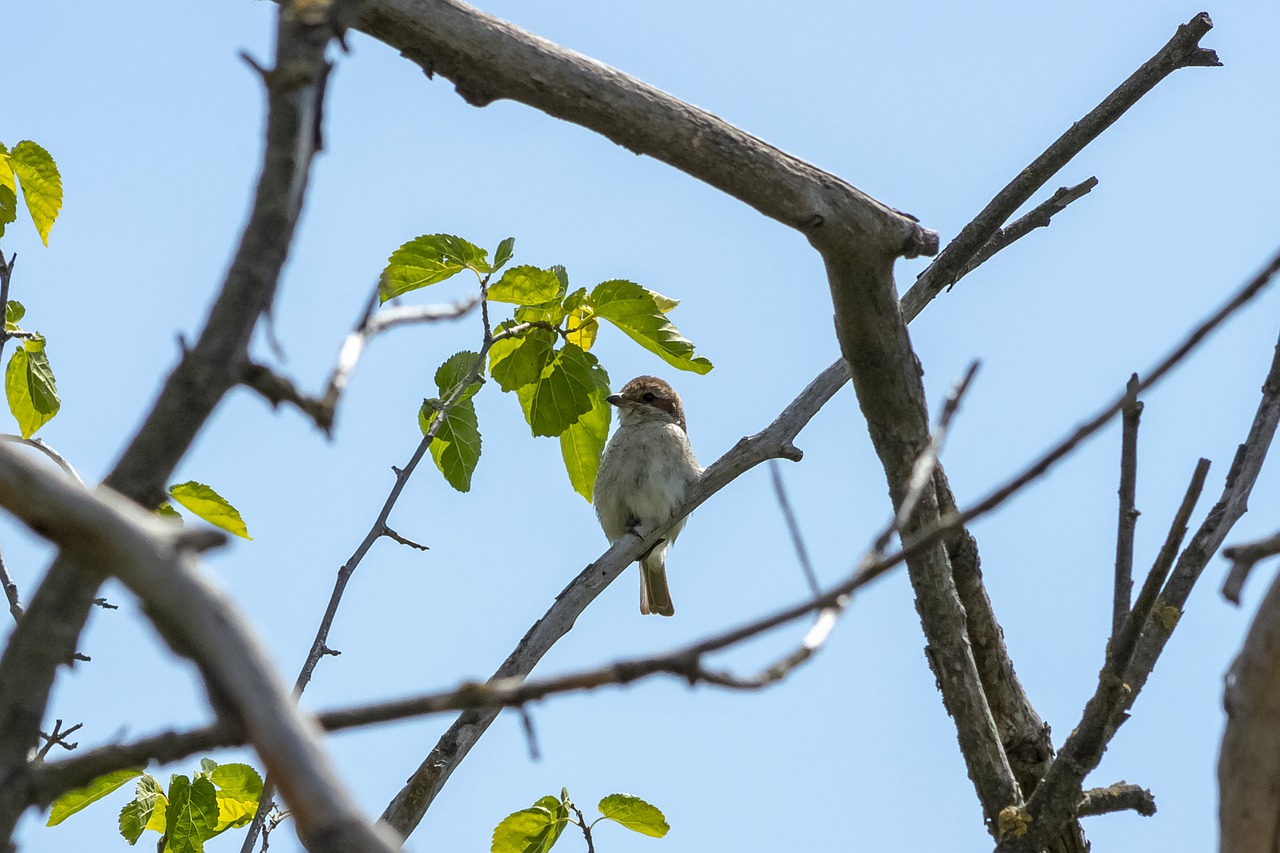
[1113,374,1143,637]
[902,13,1219,318]
[953,178,1099,285]
[34,720,82,761]
[0,549,20,623]
[877,360,980,552]
[1000,459,1210,851]
[1221,531,1280,604]
[768,461,820,598]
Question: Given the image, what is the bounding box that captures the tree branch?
[1114,374,1143,636]
[0,439,398,852]
[1221,531,1280,604]
[1076,783,1156,819]
[343,0,937,260]
[901,13,1219,319]
[0,3,346,845]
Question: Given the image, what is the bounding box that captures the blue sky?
[5,1,1280,851]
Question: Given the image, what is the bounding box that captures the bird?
[593,375,701,616]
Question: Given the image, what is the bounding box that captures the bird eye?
[642,392,655,403]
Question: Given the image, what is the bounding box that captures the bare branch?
[0,436,86,485]
[1221,531,1280,605]
[0,439,398,851]
[1114,374,1143,637]
[0,5,353,846]
[902,13,1219,318]
[347,0,937,260]
[768,461,820,598]
[953,178,1099,286]
[1077,783,1156,819]
[240,292,480,434]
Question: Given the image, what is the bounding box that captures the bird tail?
[640,547,675,617]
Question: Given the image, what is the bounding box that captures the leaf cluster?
[47,760,264,853]
[382,234,712,500]
[492,788,669,853]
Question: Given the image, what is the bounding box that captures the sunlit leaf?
[514,344,596,437]
[421,398,481,493]
[6,335,60,438]
[118,775,165,844]
[47,768,144,827]
[9,140,61,245]
[489,265,563,306]
[489,327,557,392]
[380,234,490,302]
[597,793,669,838]
[491,797,569,853]
[559,356,610,501]
[589,279,711,374]
[164,775,218,853]
[493,236,515,271]
[168,482,251,539]
[0,184,16,241]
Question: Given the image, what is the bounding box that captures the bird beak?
[606,394,625,407]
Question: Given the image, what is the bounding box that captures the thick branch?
[347,0,936,260]
[0,4,341,845]
[902,13,1219,318]
[0,443,394,851]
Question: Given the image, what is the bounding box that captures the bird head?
[608,375,687,432]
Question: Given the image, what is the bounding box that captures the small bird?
[594,376,701,616]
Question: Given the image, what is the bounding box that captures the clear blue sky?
[5,1,1280,850]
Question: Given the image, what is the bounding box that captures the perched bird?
[594,376,701,616]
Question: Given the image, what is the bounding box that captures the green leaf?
[514,300,567,326]
[0,184,16,241]
[489,327,557,392]
[380,234,490,302]
[168,482,251,540]
[197,758,217,778]
[6,336,60,438]
[550,265,569,292]
[118,775,165,844]
[493,236,515,271]
[649,290,680,313]
[164,775,219,853]
[489,265,564,306]
[420,398,481,492]
[597,793,669,838]
[9,141,61,245]
[0,143,14,194]
[209,763,262,801]
[5,300,24,330]
[491,799,569,853]
[559,355,610,501]
[156,502,183,522]
[590,279,712,374]
[434,350,484,403]
[514,344,597,437]
[47,767,145,827]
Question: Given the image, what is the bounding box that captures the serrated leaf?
[489,327,557,392]
[560,355,610,501]
[590,280,712,374]
[0,143,14,194]
[168,482,251,539]
[434,350,483,403]
[380,234,490,302]
[491,803,568,853]
[550,265,569,292]
[198,758,217,778]
[6,336,60,438]
[164,775,219,853]
[515,300,567,326]
[597,793,669,838]
[489,265,563,306]
[514,344,596,437]
[47,768,145,827]
[421,399,482,492]
[156,502,183,522]
[493,237,515,271]
[9,141,61,245]
[0,184,16,241]
[5,298,25,336]
[209,763,262,801]
[118,775,165,844]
